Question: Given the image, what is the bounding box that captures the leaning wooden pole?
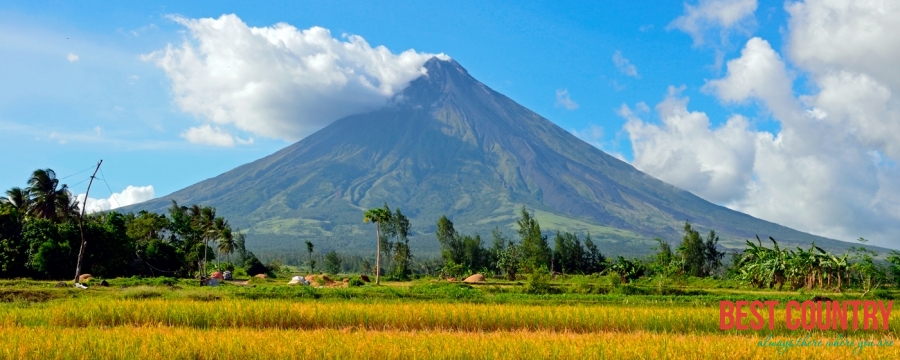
[73,160,102,286]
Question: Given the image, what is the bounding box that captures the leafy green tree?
[233,230,247,265]
[80,212,133,278]
[496,239,522,281]
[139,238,182,277]
[0,202,26,277]
[582,233,606,274]
[649,237,675,276]
[489,228,507,276]
[167,201,203,276]
[461,234,487,275]
[703,230,725,276]
[125,211,170,244]
[324,250,342,275]
[553,231,586,274]
[243,252,267,276]
[363,207,391,284]
[886,251,900,287]
[677,222,705,277]
[391,241,412,280]
[516,207,549,272]
[434,215,490,277]
[436,215,464,265]
[22,218,76,279]
[607,256,645,284]
[849,238,884,296]
[389,208,411,280]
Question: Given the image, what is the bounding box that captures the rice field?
[2,327,897,360]
[1,285,897,359]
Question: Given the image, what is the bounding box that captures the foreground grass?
[0,326,895,360]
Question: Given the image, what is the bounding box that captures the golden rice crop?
[0,326,895,360]
[3,298,896,336]
[3,298,719,333]
[3,297,897,358]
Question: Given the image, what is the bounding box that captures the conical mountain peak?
[398,57,483,106]
[127,59,859,256]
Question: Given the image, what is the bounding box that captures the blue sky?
[2,1,899,247]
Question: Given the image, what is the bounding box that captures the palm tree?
[195,206,217,277]
[216,219,234,269]
[26,169,73,222]
[4,187,29,222]
[363,207,391,285]
[305,240,315,273]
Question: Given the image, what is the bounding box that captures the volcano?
[129,58,861,255]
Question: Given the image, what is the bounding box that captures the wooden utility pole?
[73,160,102,286]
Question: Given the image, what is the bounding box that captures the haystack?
[78,274,92,283]
[463,274,485,283]
[288,276,309,286]
[254,273,268,279]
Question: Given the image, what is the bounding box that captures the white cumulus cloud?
[180,124,252,147]
[554,89,578,110]
[66,53,79,62]
[668,0,758,46]
[623,1,900,247]
[76,185,155,214]
[612,50,640,78]
[623,87,757,205]
[144,14,448,143]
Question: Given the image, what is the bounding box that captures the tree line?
[431,207,900,292]
[4,168,898,292]
[0,168,268,280]
[433,207,609,280]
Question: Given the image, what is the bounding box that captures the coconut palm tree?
[4,187,29,223]
[214,217,233,269]
[363,207,391,285]
[194,206,217,277]
[305,240,315,273]
[25,169,73,222]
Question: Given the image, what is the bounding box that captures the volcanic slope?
[130,58,864,255]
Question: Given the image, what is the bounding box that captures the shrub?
[409,282,483,300]
[244,253,268,277]
[120,286,165,299]
[181,289,222,301]
[523,268,556,295]
[871,288,895,300]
